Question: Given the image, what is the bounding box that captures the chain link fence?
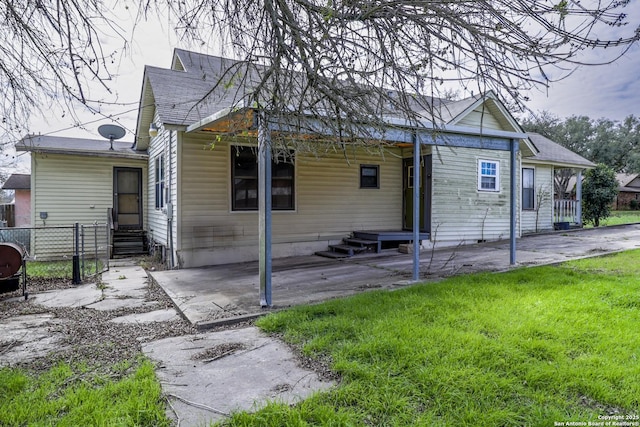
[0,223,110,281]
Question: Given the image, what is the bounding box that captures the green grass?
[596,210,640,227]
[0,360,170,427]
[219,250,640,426]
[27,259,104,279]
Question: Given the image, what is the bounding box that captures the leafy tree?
[582,164,619,227]
[523,112,640,200]
[522,112,595,197]
[0,0,638,152]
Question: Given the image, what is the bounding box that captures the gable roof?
[135,50,254,149]
[2,174,30,190]
[616,173,640,191]
[524,133,595,169]
[135,49,532,151]
[16,135,148,160]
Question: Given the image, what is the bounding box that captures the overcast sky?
[10,3,640,171]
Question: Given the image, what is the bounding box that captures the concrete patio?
[149,224,640,329]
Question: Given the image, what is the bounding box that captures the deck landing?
[316,230,430,259]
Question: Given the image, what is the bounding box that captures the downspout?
[167,131,175,268]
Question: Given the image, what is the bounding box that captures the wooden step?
[343,238,379,253]
[112,230,148,257]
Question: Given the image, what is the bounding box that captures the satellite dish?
[98,124,126,150]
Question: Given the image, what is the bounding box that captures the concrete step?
[328,244,357,256]
[315,250,351,259]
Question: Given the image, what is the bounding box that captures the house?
[131,49,595,269]
[15,49,594,267]
[16,135,148,258]
[1,173,31,227]
[614,173,640,209]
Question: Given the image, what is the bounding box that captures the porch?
[553,199,582,228]
[149,224,640,330]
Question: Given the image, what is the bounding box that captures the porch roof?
[1,173,30,190]
[524,133,595,169]
[16,135,148,161]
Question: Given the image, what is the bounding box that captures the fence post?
[72,222,81,284]
[105,223,110,271]
[94,223,98,276]
[81,224,85,280]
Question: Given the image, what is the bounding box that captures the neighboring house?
[614,173,640,209]
[16,135,148,258]
[130,49,595,268]
[1,173,31,227]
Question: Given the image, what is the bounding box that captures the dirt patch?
[0,277,195,374]
[191,342,247,362]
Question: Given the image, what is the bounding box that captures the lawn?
[220,250,640,426]
[27,259,104,279]
[595,210,640,227]
[0,360,170,427]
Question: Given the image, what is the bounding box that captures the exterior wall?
[175,134,403,267]
[456,106,504,130]
[520,164,554,234]
[146,124,173,251]
[615,191,640,210]
[30,152,147,259]
[14,189,31,227]
[430,146,514,244]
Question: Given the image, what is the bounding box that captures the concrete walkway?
[150,224,640,329]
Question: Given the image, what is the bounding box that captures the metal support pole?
[412,133,420,281]
[72,222,81,284]
[258,112,273,307]
[510,139,518,265]
[94,222,98,276]
[81,224,85,279]
[576,169,583,227]
[105,223,110,271]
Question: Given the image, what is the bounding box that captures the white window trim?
[478,159,500,192]
[155,154,165,209]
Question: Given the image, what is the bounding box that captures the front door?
[114,168,142,229]
[403,155,431,232]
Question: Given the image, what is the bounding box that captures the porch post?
[576,169,583,227]
[510,138,518,265]
[258,112,272,307]
[412,133,420,281]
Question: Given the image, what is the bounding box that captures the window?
[154,154,165,209]
[360,165,379,189]
[231,146,295,211]
[522,168,535,210]
[478,160,499,192]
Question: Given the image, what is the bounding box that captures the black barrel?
[0,242,25,293]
